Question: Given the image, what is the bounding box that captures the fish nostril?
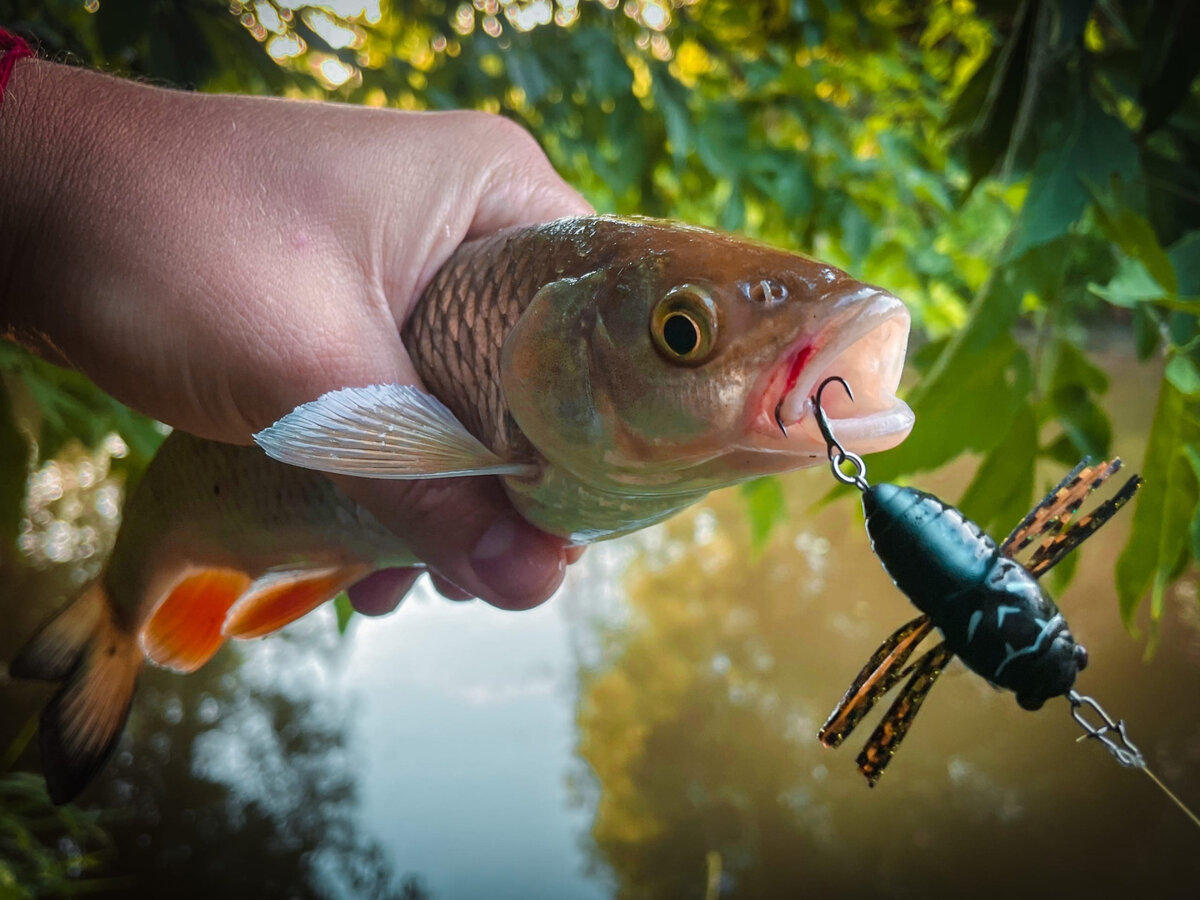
[746,279,788,305]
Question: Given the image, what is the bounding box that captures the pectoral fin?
[254,384,536,479]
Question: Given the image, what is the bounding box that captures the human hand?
[0,59,591,612]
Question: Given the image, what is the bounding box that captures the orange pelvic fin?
[9,582,143,805]
[222,565,371,640]
[141,568,254,673]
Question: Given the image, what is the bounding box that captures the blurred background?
[1,1,1198,897]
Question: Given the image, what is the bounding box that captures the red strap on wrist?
[0,28,35,105]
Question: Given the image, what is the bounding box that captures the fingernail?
[469,516,564,609]
[347,567,420,616]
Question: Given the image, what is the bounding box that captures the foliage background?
[0,0,1198,893]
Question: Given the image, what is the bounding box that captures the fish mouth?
[761,288,913,454]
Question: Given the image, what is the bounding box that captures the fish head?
[501,218,913,496]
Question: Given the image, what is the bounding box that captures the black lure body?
[805,378,1143,786]
[863,483,1086,712]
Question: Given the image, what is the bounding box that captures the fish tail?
[9,581,142,805]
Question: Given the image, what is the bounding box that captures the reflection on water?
[2,357,1198,898]
[91,624,429,900]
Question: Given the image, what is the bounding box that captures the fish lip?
[756,288,913,453]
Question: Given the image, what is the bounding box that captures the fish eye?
[651,285,717,365]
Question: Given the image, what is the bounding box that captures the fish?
[9,215,914,803]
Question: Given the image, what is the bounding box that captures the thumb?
[334,474,567,611]
[465,115,593,238]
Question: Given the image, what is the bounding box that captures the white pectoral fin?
[253,384,536,479]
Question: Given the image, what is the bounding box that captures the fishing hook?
[774,401,787,437]
[813,376,869,492]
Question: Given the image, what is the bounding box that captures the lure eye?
[1074,644,1088,671]
[651,285,718,365]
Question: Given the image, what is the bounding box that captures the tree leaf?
[1165,356,1200,397]
[1137,0,1200,136]
[1134,305,1161,361]
[334,592,355,637]
[739,476,786,553]
[1116,378,1200,626]
[505,49,552,104]
[1185,444,1200,564]
[957,403,1036,539]
[1008,99,1138,260]
[1151,451,1197,621]
[1048,340,1112,459]
[1089,257,1168,308]
[1168,231,1200,296]
[651,66,691,170]
[868,258,1033,483]
[0,380,30,551]
[1052,385,1113,460]
[1088,193,1178,295]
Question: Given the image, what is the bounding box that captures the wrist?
[0,58,84,345]
[0,59,181,366]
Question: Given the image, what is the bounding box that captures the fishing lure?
[805,376,1199,827]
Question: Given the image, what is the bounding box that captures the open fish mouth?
[766,288,913,453]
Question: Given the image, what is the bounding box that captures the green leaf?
[1048,340,1112,460]
[1051,385,1112,460]
[0,380,30,551]
[871,336,1031,483]
[1116,378,1200,627]
[740,476,786,552]
[1137,4,1200,136]
[946,4,1037,185]
[651,66,691,170]
[695,102,749,179]
[505,49,552,103]
[1134,305,1161,361]
[1165,356,1200,398]
[334,592,355,636]
[957,404,1036,539]
[1087,194,1178,296]
[8,337,163,469]
[838,202,871,268]
[719,182,745,232]
[1089,257,1168,308]
[1168,231,1200,297]
[1008,99,1138,260]
[1185,444,1200,564]
[1151,451,1197,621]
[1045,538,1081,595]
[1049,338,1108,394]
[868,260,1032,482]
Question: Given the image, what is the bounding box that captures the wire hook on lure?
[810,375,1200,829]
[814,375,868,491]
